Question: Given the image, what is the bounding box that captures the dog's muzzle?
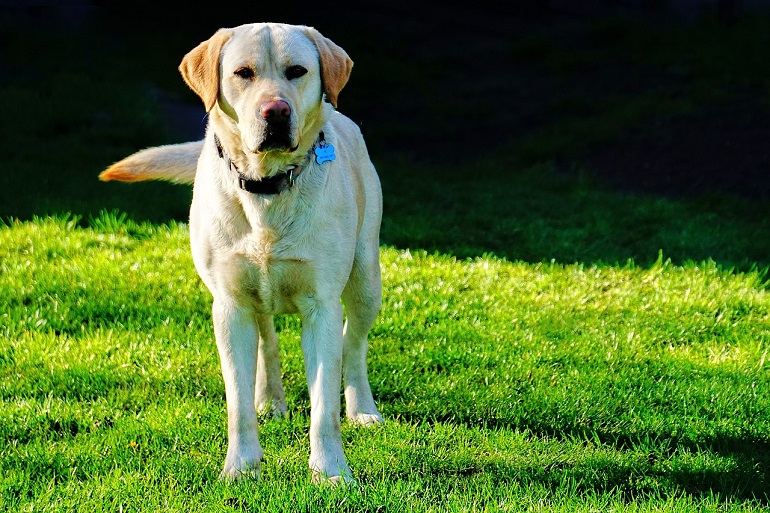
[258,100,294,152]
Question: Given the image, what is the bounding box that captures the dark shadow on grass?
[378,159,770,271]
[390,410,770,504]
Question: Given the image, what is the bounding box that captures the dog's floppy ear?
[303,27,353,108]
[179,29,232,112]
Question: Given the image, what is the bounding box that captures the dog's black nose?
[260,100,291,123]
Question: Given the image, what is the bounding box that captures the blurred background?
[3,1,770,267]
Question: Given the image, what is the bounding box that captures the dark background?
[7,0,769,197]
[4,1,770,266]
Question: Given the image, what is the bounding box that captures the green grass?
[1,216,769,511]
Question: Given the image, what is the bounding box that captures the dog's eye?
[234,67,254,79]
[285,65,307,80]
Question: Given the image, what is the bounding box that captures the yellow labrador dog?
[100,23,383,484]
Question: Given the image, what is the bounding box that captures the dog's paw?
[348,412,384,426]
[219,449,263,482]
[219,464,260,482]
[311,470,356,487]
[256,399,288,419]
[309,453,354,487]
[270,400,288,419]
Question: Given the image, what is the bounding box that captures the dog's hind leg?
[254,314,288,418]
[341,249,384,426]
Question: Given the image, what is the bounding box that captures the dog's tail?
[99,140,203,184]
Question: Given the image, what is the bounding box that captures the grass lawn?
[1,217,769,511]
[2,4,770,512]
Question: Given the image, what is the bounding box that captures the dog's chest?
[227,230,315,315]
[194,176,348,316]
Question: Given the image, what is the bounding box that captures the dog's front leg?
[299,298,352,484]
[213,298,263,480]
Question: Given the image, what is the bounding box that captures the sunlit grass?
[1,217,768,511]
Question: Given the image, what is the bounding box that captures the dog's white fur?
[101,23,383,484]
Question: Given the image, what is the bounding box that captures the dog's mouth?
[256,123,297,153]
[257,139,297,153]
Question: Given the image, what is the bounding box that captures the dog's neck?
[209,104,332,180]
[213,131,329,195]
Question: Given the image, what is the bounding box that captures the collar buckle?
[287,168,296,188]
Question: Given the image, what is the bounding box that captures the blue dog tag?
[314,143,336,164]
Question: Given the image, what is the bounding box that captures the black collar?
[213,133,322,195]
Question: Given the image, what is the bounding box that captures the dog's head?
[179,23,352,162]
